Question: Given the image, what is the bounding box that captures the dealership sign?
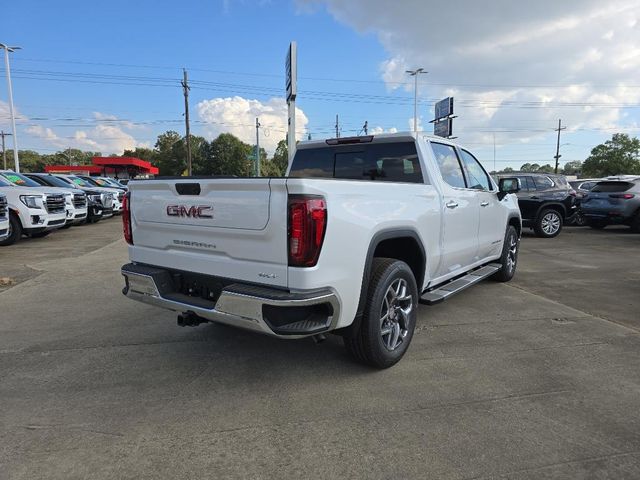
[431,97,455,138]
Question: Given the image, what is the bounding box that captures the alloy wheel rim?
[506,233,518,272]
[380,278,413,351]
[542,212,560,235]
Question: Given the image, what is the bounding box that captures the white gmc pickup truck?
[121,133,522,368]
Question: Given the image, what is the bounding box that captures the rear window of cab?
[289,141,424,184]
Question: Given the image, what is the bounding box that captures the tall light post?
[405,68,427,132]
[0,43,21,172]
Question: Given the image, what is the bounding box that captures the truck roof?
[296,131,459,150]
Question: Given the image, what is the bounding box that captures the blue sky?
[2,0,639,171]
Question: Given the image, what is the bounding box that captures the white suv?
[0,175,67,246]
[0,193,9,242]
[0,171,88,227]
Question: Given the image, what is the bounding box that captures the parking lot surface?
[1,221,639,479]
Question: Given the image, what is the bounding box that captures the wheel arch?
[535,202,566,220]
[342,228,426,337]
[507,214,522,236]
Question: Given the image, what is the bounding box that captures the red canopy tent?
[45,157,159,178]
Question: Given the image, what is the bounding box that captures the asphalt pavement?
[1,220,639,479]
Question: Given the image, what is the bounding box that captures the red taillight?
[122,192,133,245]
[609,193,635,199]
[569,189,577,197]
[288,195,327,267]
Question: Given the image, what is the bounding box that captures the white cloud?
[301,0,640,145]
[197,96,309,153]
[0,100,27,128]
[26,114,142,154]
[25,125,60,143]
[369,126,398,135]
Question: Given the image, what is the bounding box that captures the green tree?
[582,133,640,177]
[271,139,289,176]
[203,133,252,176]
[154,130,184,176]
[122,147,156,165]
[562,160,582,176]
[537,164,554,174]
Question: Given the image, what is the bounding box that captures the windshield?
[0,176,12,187]
[93,178,114,187]
[79,176,101,187]
[68,176,92,187]
[102,178,124,187]
[1,172,42,188]
[591,181,634,193]
[37,175,78,188]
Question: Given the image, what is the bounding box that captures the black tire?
[0,212,22,246]
[533,208,563,238]
[573,211,587,227]
[588,219,607,230]
[344,258,418,369]
[492,225,519,282]
[630,212,640,233]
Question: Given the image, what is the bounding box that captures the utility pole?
[67,146,72,165]
[255,117,261,177]
[405,68,427,132]
[493,132,496,172]
[1,43,21,172]
[181,68,192,176]
[1,130,12,170]
[554,119,566,174]
[335,114,340,138]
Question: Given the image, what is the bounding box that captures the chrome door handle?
[480,201,490,207]
[446,201,459,209]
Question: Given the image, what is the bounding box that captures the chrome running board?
[419,263,501,305]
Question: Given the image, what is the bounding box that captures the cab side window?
[459,149,492,191]
[431,142,466,189]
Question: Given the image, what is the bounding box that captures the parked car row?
[492,173,640,237]
[0,171,128,246]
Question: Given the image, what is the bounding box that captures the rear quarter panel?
[286,178,441,329]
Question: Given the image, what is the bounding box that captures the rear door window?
[459,149,492,191]
[533,176,554,190]
[431,142,466,189]
[514,176,534,191]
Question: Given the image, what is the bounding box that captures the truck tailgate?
[128,178,288,287]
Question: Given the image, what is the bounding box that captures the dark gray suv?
[581,177,640,232]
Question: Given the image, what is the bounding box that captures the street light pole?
[406,68,426,132]
[1,43,21,172]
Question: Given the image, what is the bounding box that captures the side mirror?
[497,177,520,200]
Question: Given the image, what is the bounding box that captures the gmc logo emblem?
[166,205,213,219]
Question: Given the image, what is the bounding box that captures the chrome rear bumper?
[121,263,340,338]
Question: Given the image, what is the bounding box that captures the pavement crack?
[506,282,640,333]
[464,450,640,479]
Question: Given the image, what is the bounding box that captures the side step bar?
[419,263,501,305]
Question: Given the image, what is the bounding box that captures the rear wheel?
[344,258,418,369]
[588,219,607,230]
[573,210,587,226]
[492,225,519,282]
[534,208,562,238]
[0,213,22,246]
[630,212,640,233]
